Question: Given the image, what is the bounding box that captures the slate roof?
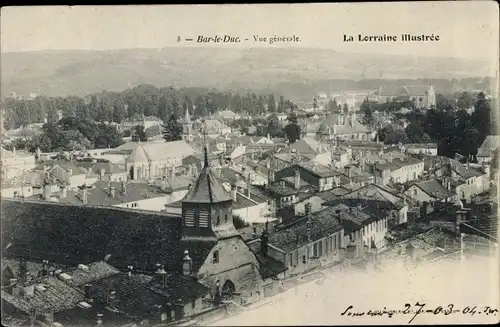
[297,162,336,178]
[1,199,183,272]
[182,148,232,204]
[90,273,168,318]
[54,305,132,327]
[1,275,84,314]
[269,206,343,252]
[409,179,455,199]
[64,261,120,287]
[148,273,209,304]
[460,216,498,243]
[449,159,485,179]
[116,141,196,162]
[47,180,166,206]
[251,248,287,279]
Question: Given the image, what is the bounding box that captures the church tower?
[182,106,193,141]
[180,145,238,241]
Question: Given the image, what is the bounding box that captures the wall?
[404,185,435,204]
[1,185,35,198]
[183,297,205,317]
[455,174,490,203]
[284,229,344,276]
[69,174,87,190]
[114,195,169,212]
[294,196,324,215]
[197,237,263,298]
[390,162,424,184]
[361,217,388,249]
[234,201,268,224]
[1,154,36,180]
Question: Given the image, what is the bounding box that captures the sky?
[1,2,499,62]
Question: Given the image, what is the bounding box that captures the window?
[313,243,318,258]
[224,214,228,223]
[302,255,306,264]
[333,234,337,250]
[294,250,299,265]
[212,250,219,264]
[217,216,220,225]
[288,253,293,267]
[191,300,196,309]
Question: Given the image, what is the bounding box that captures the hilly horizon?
[1,47,492,99]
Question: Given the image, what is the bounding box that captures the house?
[33,161,98,191]
[191,119,232,137]
[305,112,372,142]
[274,162,337,192]
[75,161,128,182]
[429,160,491,204]
[215,110,241,120]
[254,203,344,276]
[33,180,178,212]
[341,183,409,227]
[183,153,223,178]
[477,135,500,164]
[371,156,425,186]
[374,84,436,109]
[404,143,438,156]
[104,140,197,180]
[117,114,163,133]
[403,179,456,206]
[0,147,36,181]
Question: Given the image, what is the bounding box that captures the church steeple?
[181,122,236,240]
[182,106,192,141]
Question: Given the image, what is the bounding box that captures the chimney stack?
[107,290,116,309]
[305,202,312,216]
[247,174,251,198]
[60,186,67,199]
[294,170,301,189]
[231,183,237,202]
[12,146,16,155]
[110,186,116,198]
[306,219,312,243]
[43,183,51,201]
[155,264,167,287]
[121,180,127,195]
[182,250,193,276]
[260,229,269,256]
[268,170,275,186]
[82,187,88,204]
[345,166,352,179]
[84,284,93,302]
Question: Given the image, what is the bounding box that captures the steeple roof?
[184,107,191,123]
[181,147,232,204]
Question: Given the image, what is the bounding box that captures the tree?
[162,113,183,142]
[277,96,285,113]
[284,111,301,143]
[131,125,148,142]
[327,99,337,112]
[267,94,276,112]
[88,95,99,120]
[343,103,349,114]
[405,122,430,143]
[359,99,373,123]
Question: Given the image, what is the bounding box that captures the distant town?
[1,80,498,327]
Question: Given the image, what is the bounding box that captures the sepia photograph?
[0,2,499,326]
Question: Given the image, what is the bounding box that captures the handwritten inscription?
[341,303,498,324]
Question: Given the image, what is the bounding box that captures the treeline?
[275,77,493,102]
[375,92,493,159]
[2,85,299,131]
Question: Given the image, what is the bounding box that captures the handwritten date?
[341,303,498,324]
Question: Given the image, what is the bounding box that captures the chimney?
[100,169,105,179]
[231,183,237,202]
[466,161,470,170]
[294,170,301,189]
[12,146,16,155]
[247,174,251,198]
[97,313,103,326]
[260,229,269,256]
[447,180,451,191]
[345,166,352,178]
[280,180,285,191]
[82,187,88,204]
[182,250,193,276]
[306,218,312,243]
[60,186,67,199]
[43,184,51,201]
[127,265,134,277]
[121,180,127,195]
[305,202,312,216]
[155,264,168,287]
[110,186,116,198]
[84,284,93,302]
[268,170,275,186]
